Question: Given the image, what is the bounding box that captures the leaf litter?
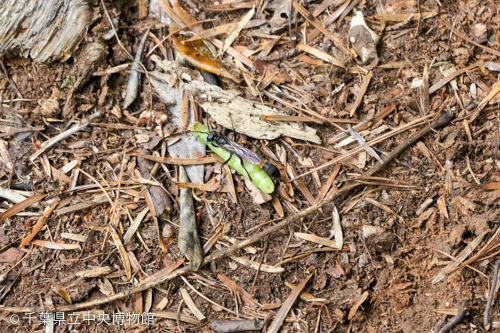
[1,0,500,332]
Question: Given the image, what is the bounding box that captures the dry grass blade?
[177,181,243,192]
[34,140,51,179]
[295,232,336,248]
[267,270,315,333]
[429,62,480,94]
[0,193,47,222]
[365,197,405,224]
[323,0,353,26]
[19,201,58,247]
[468,182,500,190]
[328,103,397,144]
[54,193,111,216]
[223,236,257,254]
[223,165,237,204]
[345,123,382,163]
[31,240,80,250]
[349,71,373,116]
[128,251,144,279]
[434,249,487,278]
[228,254,285,273]
[470,82,500,122]
[287,165,318,208]
[271,193,285,217]
[109,225,132,280]
[377,61,411,69]
[180,288,206,321]
[202,224,224,254]
[218,274,261,308]
[205,1,254,11]
[421,65,430,115]
[297,43,346,69]
[222,7,254,53]
[123,207,149,243]
[257,33,285,59]
[316,164,341,202]
[313,0,345,17]
[142,176,168,253]
[261,114,322,123]
[29,111,102,161]
[286,282,327,302]
[137,259,184,287]
[432,229,489,284]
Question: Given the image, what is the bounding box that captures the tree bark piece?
[0,0,93,63]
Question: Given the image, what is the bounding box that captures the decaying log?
[0,0,93,63]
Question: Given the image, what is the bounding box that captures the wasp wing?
[219,140,264,165]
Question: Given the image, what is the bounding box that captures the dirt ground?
[1,0,500,332]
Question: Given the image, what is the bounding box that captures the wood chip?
[60,232,87,243]
[75,266,113,278]
[348,291,369,320]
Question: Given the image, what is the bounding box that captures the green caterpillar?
[191,122,275,194]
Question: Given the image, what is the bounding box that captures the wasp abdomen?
[262,162,280,178]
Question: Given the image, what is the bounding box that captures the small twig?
[101,0,153,111]
[29,111,102,161]
[385,12,414,31]
[176,299,184,333]
[484,259,500,326]
[433,314,448,332]
[123,28,150,109]
[250,239,268,295]
[440,302,466,333]
[0,127,44,138]
[414,0,422,37]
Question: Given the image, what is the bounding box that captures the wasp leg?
[220,152,256,185]
[237,156,255,184]
[220,152,233,169]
